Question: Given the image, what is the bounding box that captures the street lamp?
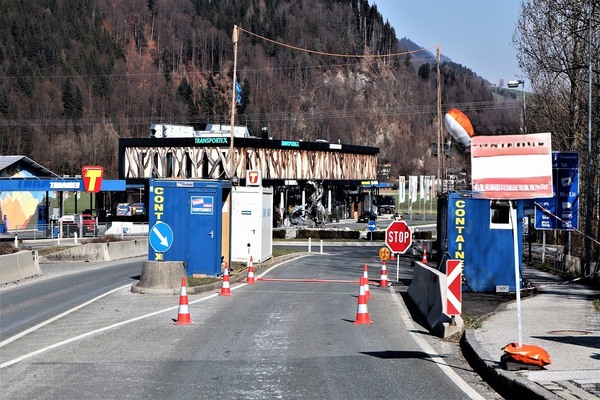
[507,79,526,134]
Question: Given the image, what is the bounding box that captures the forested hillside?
[0,0,520,178]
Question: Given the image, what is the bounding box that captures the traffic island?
[131,260,186,295]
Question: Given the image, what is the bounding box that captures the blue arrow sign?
[150,221,174,253]
[367,220,377,232]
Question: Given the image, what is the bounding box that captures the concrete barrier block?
[106,239,148,260]
[0,250,42,285]
[17,250,42,279]
[39,239,148,263]
[408,260,463,338]
[41,243,109,262]
[0,253,23,285]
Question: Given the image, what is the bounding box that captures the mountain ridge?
[0,0,519,179]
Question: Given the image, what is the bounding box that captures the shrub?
[413,231,433,240]
[296,229,360,240]
[83,235,123,244]
[0,243,19,256]
[272,229,286,239]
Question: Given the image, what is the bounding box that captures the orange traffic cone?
[421,248,428,264]
[174,277,193,325]
[353,276,373,325]
[219,263,232,296]
[363,265,372,299]
[379,260,389,287]
[389,252,396,261]
[246,256,255,284]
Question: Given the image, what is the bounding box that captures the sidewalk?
[462,266,600,399]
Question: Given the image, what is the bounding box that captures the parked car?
[80,214,97,236]
[116,203,129,216]
[374,195,396,215]
[58,214,96,236]
[357,211,377,222]
[128,202,146,216]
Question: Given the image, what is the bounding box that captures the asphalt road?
[0,259,144,340]
[0,248,498,399]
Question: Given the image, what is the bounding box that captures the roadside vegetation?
[463,316,482,330]
[0,243,19,256]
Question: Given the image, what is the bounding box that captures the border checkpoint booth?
[147,179,232,277]
[230,185,273,264]
[435,191,524,292]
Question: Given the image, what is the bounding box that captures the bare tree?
[514,0,599,266]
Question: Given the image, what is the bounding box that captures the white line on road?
[0,284,132,348]
[0,256,306,369]
[391,287,486,400]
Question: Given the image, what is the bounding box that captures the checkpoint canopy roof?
[0,155,60,178]
[0,155,126,192]
[0,179,126,192]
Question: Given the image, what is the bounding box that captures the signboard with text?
[535,151,579,230]
[470,133,553,199]
[385,220,413,254]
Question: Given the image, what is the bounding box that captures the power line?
[0,99,522,128]
[237,26,439,59]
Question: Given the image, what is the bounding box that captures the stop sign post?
[385,220,413,254]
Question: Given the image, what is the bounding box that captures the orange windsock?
[444,108,475,147]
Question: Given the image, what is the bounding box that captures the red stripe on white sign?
[446,260,463,315]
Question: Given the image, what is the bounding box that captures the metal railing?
[4,222,149,241]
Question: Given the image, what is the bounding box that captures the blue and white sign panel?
[535,151,579,230]
[191,196,214,215]
[150,221,174,253]
[367,220,377,232]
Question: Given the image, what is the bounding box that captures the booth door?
[186,189,221,276]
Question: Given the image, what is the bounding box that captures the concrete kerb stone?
[460,330,561,400]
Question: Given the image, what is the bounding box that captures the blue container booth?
[148,179,232,276]
[435,191,523,292]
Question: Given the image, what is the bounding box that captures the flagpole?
[229,25,239,178]
[436,46,444,193]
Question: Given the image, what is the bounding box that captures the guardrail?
[2,222,149,241]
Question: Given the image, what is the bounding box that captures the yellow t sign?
[82,166,104,193]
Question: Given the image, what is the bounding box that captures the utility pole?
[436,46,444,192]
[229,25,239,179]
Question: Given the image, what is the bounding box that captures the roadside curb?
[460,329,561,400]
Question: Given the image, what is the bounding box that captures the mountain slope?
[0,0,519,178]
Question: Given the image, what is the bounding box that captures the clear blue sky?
[371,0,525,87]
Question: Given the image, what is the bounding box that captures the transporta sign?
[82,166,105,193]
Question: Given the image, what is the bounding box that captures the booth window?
[490,200,512,230]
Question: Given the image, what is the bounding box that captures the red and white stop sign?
[385,220,413,254]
